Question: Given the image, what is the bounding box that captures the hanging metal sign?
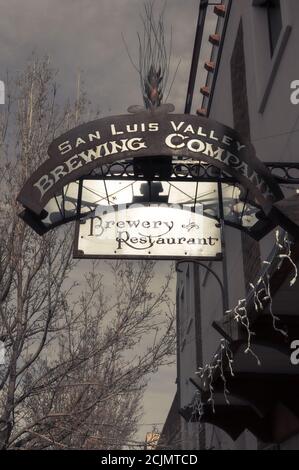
[74,204,222,260]
[17,110,283,220]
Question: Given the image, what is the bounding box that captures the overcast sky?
[0,0,208,114]
[0,0,215,444]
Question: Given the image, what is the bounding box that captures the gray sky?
[0,0,215,445]
[0,0,204,114]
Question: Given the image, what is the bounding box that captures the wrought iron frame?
[89,160,299,183]
[19,159,299,239]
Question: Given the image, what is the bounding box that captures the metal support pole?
[217,181,229,313]
[184,0,208,114]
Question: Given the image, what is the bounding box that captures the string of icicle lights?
[193,230,298,416]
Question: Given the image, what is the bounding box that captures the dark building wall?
[231,20,262,292]
[167,0,299,451]
[157,393,181,450]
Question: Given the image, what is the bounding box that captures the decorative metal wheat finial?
[143,64,164,108]
[123,0,178,111]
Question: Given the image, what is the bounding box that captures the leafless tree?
[0,57,175,449]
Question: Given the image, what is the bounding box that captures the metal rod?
[176,259,226,315]
[217,181,229,312]
[76,179,83,218]
[184,0,208,114]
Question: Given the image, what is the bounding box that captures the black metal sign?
[17,111,283,219]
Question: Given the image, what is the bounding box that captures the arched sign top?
[17,111,283,218]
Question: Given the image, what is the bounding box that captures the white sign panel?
[74,205,222,260]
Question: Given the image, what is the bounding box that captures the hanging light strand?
[196,340,235,413]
